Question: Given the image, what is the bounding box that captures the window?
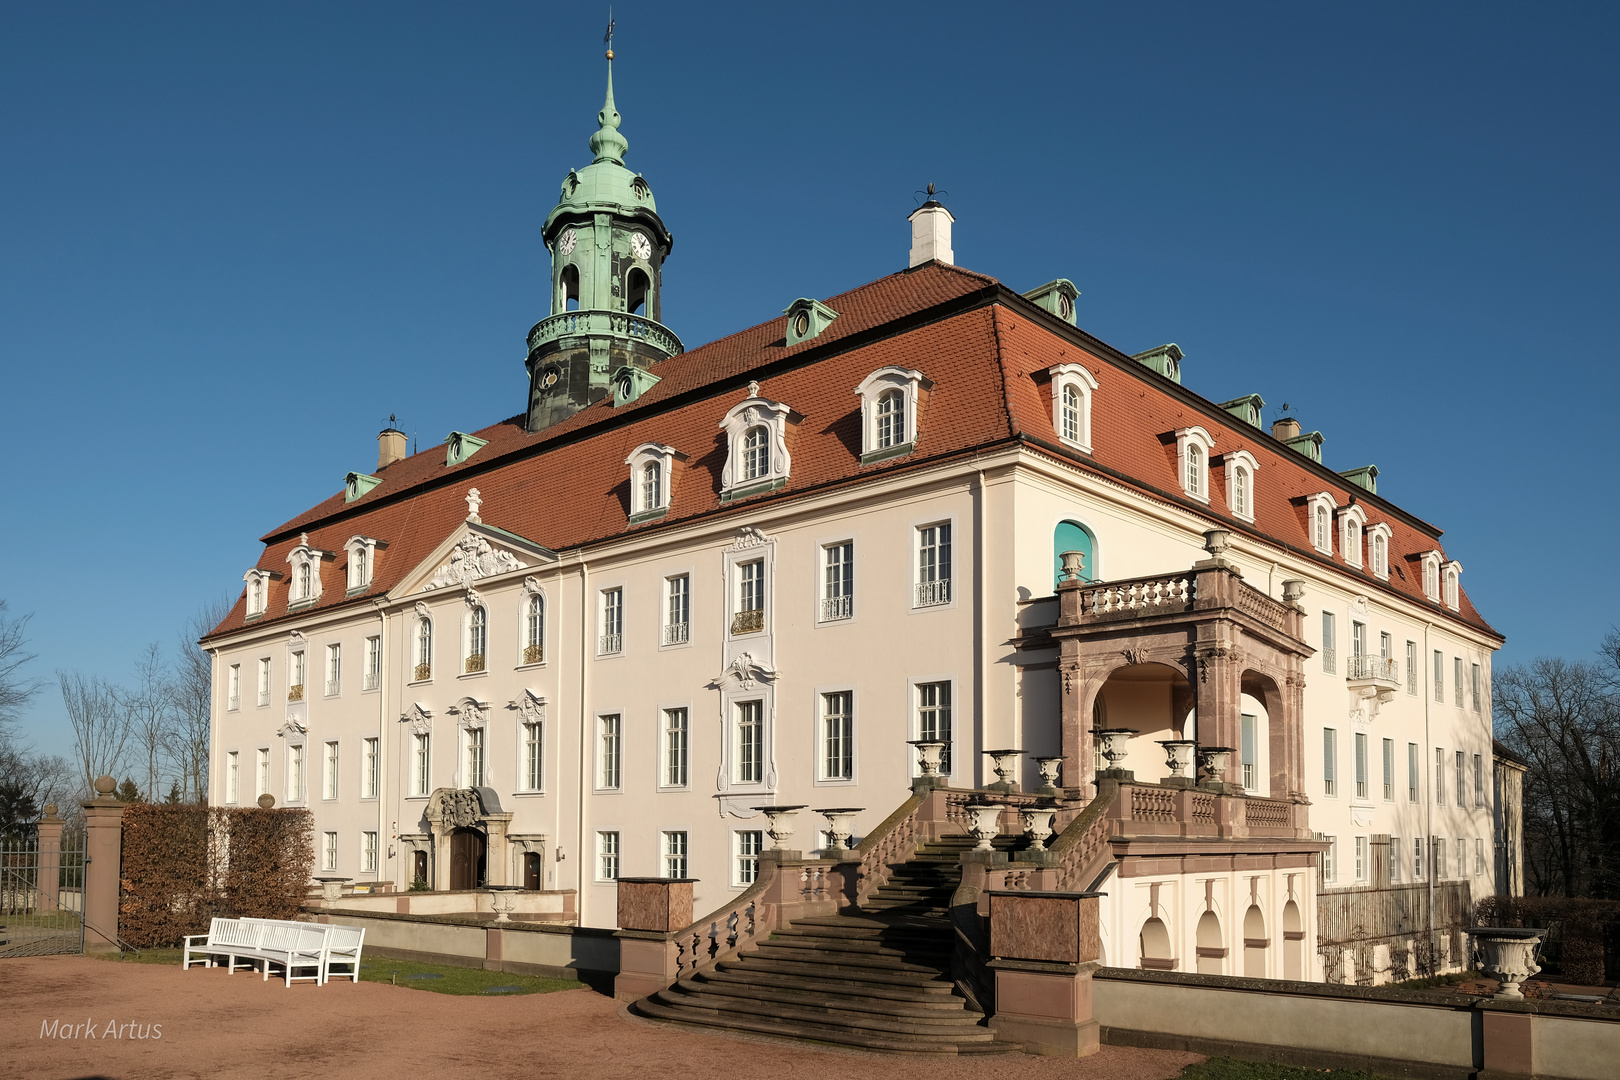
[624,442,682,518]
[1048,364,1097,452]
[325,644,341,696]
[1475,837,1485,877]
[412,733,431,796]
[1323,728,1337,797]
[1321,612,1336,674]
[597,831,620,881]
[1323,836,1337,883]
[1382,738,1394,801]
[1443,563,1461,610]
[743,426,769,480]
[364,635,381,691]
[1453,658,1464,709]
[289,651,305,700]
[733,559,765,634]
[1233,466,1250,517]
[345,536,379,592]
[1354,836,1367,882]
[415,617,433,681]
[822,541,854,621]
[1174,426,1215,502]
[1455,750,1465,808]
[524,593,545,664]
[287,744,304,802]
[875,390,905,449]
[466,605,488,674]
[1457,838,1467,879]
[297,563,312,601]
[362,737,378,799]
[719,393,794,496]
[1307,493,1336,554]
[244,570,270,618]
[1387,837,1401,883]
[1405,641,1418,695]
[257,748,270,796]
[1354,732,1368,800]
[1435,837,1447,879]
[1471,664,1482,712]
[322,832,338,872]
[465,727,486,788]
[1240,713,1258,791]
[323,741,339,800]
[663,831,688,878]
[918,681,953,774]
[522,720,543,791]
[1380,631,1393,660]
[1316,506,1330,551]
[1414,837,1425,880]
[598,715,621,789]
[641,461,662,512]
[287,536,327,606]
[362,831,378,873]
[1408,742,1420,802]
[735,830,762,886]
[1435,747,1447,805]
[857,366,928,458]
[664,575,690,645]
[1053,520,1097,588]
[1473,754,1484,807]
[1421,552,1441,601]
[735,700,763,784]
[600,589,623,655]
[1351,620,1367,658]
[823,692,854,781]
[663,708,689,787]
[916,523,952,606]
[258,658,271,706]
[226,751,239,803]
[1339,506,1366,568]
[227,664,241,711]
[1433,650,1444,703]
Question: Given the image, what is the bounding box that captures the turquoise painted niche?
[1053,520,1097,590]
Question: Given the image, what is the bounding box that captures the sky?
[2,2,1617,761]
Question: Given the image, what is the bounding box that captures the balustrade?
[1235,583,1290,629]
[1347,654,1400,683]
[1084,575,1193,618]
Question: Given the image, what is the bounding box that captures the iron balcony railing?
[821,595,853,621]
[1347,654,1400,683]
[363,671,380,691]
[523,645,543,665]
[287,684,304,702]
[414,663,432,682]
[915,579,951,607]
[464,654,486,675]
[663,622,690,646]
[599,633,623,655]
[731,608,764,635]
[227,695,240,711]
[257,691,270,707]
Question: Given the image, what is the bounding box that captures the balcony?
[663,622,689,646]
[324,681,339,697]
[599,633,622,655]
[915,579,951,607]
[464,654,486,675]
[1347,654,1399,685]
[287,684,304,702]
[257,691,270,707]
[731,608,764,635]
[523,645,544,665]
[526,309,683,360]
[227,695,240,711]
[363,670,380,691]
[821,595,853,622]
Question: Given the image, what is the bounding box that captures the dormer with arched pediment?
[719,387,798,502]
[624,442,685,524]
[285,534,331,611]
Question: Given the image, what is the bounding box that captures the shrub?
[1475,895,1619,985]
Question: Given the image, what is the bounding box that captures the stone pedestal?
[81,777,126,953]
[613,877,697,1001]
[986,890,1103,1057]
[35,805,63,913]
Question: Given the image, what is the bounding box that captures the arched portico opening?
[1196,910,1225,974]
[1243,903,1268,976]
[1283,899,1304,979]
[1086,661,1194,779]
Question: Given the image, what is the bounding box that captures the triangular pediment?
[393,521,556,598]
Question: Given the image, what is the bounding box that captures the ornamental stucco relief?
[423,534,526,590]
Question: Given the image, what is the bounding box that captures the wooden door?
[412,849,428,887]
[450,828,485,890]
[523,852,542,890]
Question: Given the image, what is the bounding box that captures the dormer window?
[1305,493,1337,555]
[344,472,382,503]
[1048,364,1097,453]
[719,389,796,501]
[344,536,382,594]
[1442,561,1463,611]
[1420,551,1443,602]
[624,442,684,524]
[1173,427,1216,503]
[784,298,839,346]
[243,569,277,619]
[855,367,930,464]
[1337,505,1367,568]
[445,431,488,468]
[1366,523,1393,580]
[285,534,329,609]
[1221,451,1260,523]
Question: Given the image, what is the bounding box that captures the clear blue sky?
[3,2,1616,760]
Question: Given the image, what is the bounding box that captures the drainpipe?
[576,553,590,922]
[1423,620,1436,974]
[373,599,388,882]
[974,463,989,788]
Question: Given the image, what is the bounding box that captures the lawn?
[1180,1059,1399,1080]
[94,945,580,995]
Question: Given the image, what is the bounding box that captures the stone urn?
[1094,728,1138,770]
[487,884,522,923]
[966,803,1007,852]
[984,748,1025,790]
[312,875,350,904]
[1033,756,1063,795]
[1196,746,1236,786]
[1468,927,1546,999]
[1058,550,1087,582]
[1020,806,1057,851]
[908,740,946,778]
[814,808,864,854]
[1159,740,1198,781]
[751,805,808,851]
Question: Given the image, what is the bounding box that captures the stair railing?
[846,792,928,908]
[1049,780,1122,892]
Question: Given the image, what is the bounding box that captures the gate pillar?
[36,805,63,913]
[81,776,127,953]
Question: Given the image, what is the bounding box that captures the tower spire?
[590,19,628,165]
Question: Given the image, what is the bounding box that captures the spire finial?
[590,15,628,165]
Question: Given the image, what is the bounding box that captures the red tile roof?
[206,262,1500,644]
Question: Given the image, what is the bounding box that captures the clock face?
[558,229,577,256]
[630,232,652,261]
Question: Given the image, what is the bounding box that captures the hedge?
[1475,894,1620,986]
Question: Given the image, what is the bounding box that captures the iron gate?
[0,829,86,957]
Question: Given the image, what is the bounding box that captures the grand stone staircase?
[631,836,1020,1053]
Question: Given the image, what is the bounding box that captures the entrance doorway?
[449,828,486,890]
[523,852,542,890]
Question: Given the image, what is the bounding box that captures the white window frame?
[227,664,241,711]
[1366,523,1392,580]
[463,599,489,675]
[520,716,544,793]
[855,366,929,458]
[1420,551,1443,602]
[819,689,855,783]
[285,535,329,607]
[257,657,271,707]
[1337,504,1367,569]
[660,705,690,790]
[718,393,794,497]
[597,713,623,791]
[1442,560,1463,611]
[913,520,954,609]
[1173,426,1216,503]
[286,742,306,804]
[226,750,239,804]
[243,568,276,618]
[663,830,689,878]
[914,677,955,775]
[411,732,431,797]
[599,587,624,656]
[1322,727,1337,797]
[1048,363,1097,453]
[322,831,338,872]
[733,699,765,785]
[364,635,381,691]
[1323,835,1338,884]
[1354,836,1368,882]
[362,736,379,799]
[256,747,271,797]
[323,740,339,800]
[325,643,341,697]
[463,725,486,788]
[820,540,855,623]
[521,577,546,665]
[1382,737,1395,802]
[361,830,378,874]
[1221,450,1260,523]
[734,830,762,887]
[413,615,434,682]
[1408,742,1420,802]
[1306,493,1336,556]
[623,442,682,518]
[662,573,691,647]
[1406,641,1418,696]
[597,831,620,882]
[344,535,380,593]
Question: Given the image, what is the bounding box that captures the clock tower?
[526,48,681,432]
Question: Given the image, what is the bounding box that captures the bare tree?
[168,598,231,803]
[0,747,79,830]
[0,600,40,741]
[59,671,131,791]
[123,642,174,804]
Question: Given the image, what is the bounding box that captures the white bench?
[253,921,329,986]
[240,917,365,985]
[181,917,364,986]
[182,917,266,974]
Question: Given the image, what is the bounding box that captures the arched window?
[1243,905,1267,978]
[415,617,433,681]
[524,594,544,665]
[466,606,487,673]
[1053,520,1097,589]
[1140,916,1173,970]
[1060,385,1081,442]
[743,426,770,480]
[1373,533,1387,576]
[297,562,312,599]
[1186,443,1203,497]
[626,267,649,316]
[1424,560,1438,599]
[1315,505,1330,551]
[559,264,580,312]
[1444,569,1459,609]
[641,461,662,512]
[249,577,263,614]
[1234,467,1250,518]
[875,389,904,449]
[1196,910,1224,975]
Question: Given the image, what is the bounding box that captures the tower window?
[559,264,580,312]
[626,267,649,316]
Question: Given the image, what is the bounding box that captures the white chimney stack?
[908,201,955,268]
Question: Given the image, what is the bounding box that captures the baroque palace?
[203,53,1509,992]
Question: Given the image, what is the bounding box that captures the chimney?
[908,200,954,268]
[377,427,407,470]
[1271,417,1301,441]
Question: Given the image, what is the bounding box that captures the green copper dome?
[541,59,666,243]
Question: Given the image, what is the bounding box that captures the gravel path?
[0,955,1202,1080]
